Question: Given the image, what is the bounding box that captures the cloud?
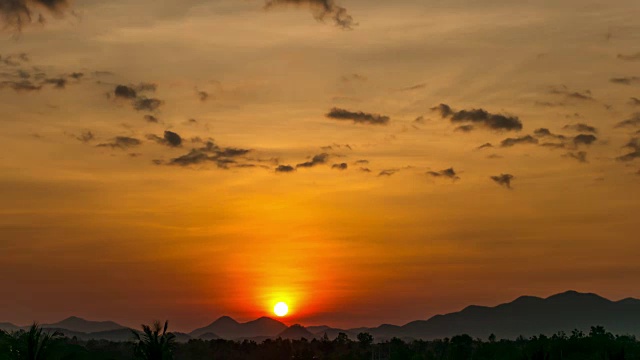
[167,140,251,168]
[326,107,390,125]
[264,0,356,30]
[378,169,397,177]
[331,163,347,170]
[144,115,159,123]
[573,134,597,146]
[359,167,371,172]
[296,153,329,168]
[197,90,209,102]
[0,79,41,91]
[490,174,514,189]
[414,116,426,124]
[477,143,493,150]
[630,98,640,106]
[564,151,588,163]
[400,83,427,92]
[616,138,640,162]
[549,86,594,101]
[75,130,94,143]
[454,125,474,133]
[97,136,142,150]
[341,73,367,83]
[275,165,295,173]
[133,97,164,112]
[43,77,66,88]
[114,85,137,99]
[610,77,640,85]
[0,0,70,31]
[563,123,597,134]
[147,131,182,147]
[533,128,566,139]
[432,104,523,131]
[617,52,640,61]
[615,113,640,128]
[500,135,538,147]
[354,159,369,165]
[426,168,459,180]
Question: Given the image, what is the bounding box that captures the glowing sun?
[274,302,289,317]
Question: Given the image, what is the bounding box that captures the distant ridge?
[361,290,640,340]
[2,291,640,342]
[42,316,125,333]
[190,316,287,339]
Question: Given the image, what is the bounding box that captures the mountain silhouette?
[0,323,20,332]
[361,290,640,340]
[41,316,125,333]
[190,316,287,339]
[277,324,314,340]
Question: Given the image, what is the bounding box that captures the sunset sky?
[1,0,639,332]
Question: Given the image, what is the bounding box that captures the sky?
[0,0,639,332]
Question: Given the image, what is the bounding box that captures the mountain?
[361,290,640,340]
[42,316,125,333]
[190,316,287,339]
[0,322,20,332]
[277,324,314,340]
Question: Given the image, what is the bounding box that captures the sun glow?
[274,302,289,317]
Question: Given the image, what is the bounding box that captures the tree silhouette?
[131,320,176,360]
[10,323,62,360]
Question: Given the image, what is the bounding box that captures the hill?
[42,316,125,333]
[190,316,287,339]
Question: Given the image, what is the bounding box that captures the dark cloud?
[167,140,251,168]
[573,134,597,146]
[454,125,474,133]
[331,163,348,170]
[133,97,163,112]
[378,169,397,177]
[97,136,142,150]
[197,90,209,102]
[617,52,640,61]
[275,165,295,173]
[549,86,594,101]
[43,77,66,88]
[264,0,356,30]
[426,168,459,180]
[400,83,427,92]
[144,115,159,123]
[533,128,566,140]
[147,131,182,147]
[359,167,371,172]
[564,151,588,163]
[0,0,70,31]
[490,174,514,189]
[477,143,493,150]
[616,138,640,162]
[563,123,597,134]
[0,79,41,91]
[500,135,538,147]
[296,153,329,168]
[326,107,390,125]
[615,113,640,128]
[0,53,28,66]
[75,130,94,143]
[610,77,640,85]
[432,103,523,131]
[135,82,157,92]
[354,159,369,165]
[114,85,137,99]
[630,98,640,106]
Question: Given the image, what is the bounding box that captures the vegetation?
[1,324,639,360]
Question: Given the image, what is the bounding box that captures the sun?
[274,302,288,317]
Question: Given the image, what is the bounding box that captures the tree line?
[1,322,639,360]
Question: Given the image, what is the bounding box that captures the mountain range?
[2,291,640,342]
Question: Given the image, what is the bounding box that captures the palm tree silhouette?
[11,323,62,360]
[131,320,176,360]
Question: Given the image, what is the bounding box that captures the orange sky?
[0,0,639,332]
